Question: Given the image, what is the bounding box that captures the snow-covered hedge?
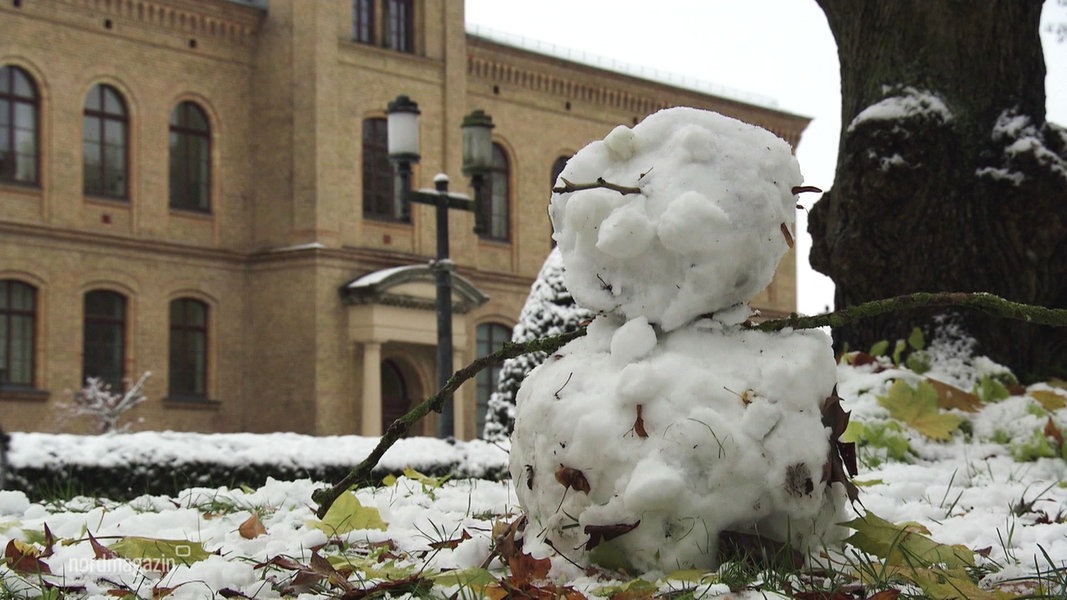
[4,432,509,500]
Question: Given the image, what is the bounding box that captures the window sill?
[163,395,221,409]
[0,181,42,196]
[84,194,131,205]
[477,236,511,247]
[0,386,50,402]
[364,214,412,226]
[168,207,213,220]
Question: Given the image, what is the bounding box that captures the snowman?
[509,107,848,573]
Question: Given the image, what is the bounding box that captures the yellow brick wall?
[0,0,807,438]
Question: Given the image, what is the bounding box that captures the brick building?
[0,0,809,438]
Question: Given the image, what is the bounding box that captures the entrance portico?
[341,264,489,438]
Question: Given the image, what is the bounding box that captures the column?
[361,342,382,436]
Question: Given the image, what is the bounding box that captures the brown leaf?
[780,222,795,248]
[555,465,591,494]
[869,590,902,600]
[494,516,527,565]
[822,388,860,504]
[88,531,119,560]
[1045,418,1064,449]
[253,554,306,571]
[42,523,56,558]
[508,550,552,588]
[4,539,51,574]
[633,404,648,438]
[239,512,267,539]
[583,521,640,551]
[429,529,472,550]
[792,185,823,195]
[927,378,982,413]
[309,551,353,592]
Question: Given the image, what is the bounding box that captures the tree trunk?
[809,0,1067,380]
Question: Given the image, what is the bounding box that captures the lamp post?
[387,95,494,438]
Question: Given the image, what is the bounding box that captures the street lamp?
[386,95,495,438]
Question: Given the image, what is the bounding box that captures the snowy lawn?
[3,341,1067,599]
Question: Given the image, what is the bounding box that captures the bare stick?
[749,291,1067,333]
[311,328,586,518]
[552,177,641,195]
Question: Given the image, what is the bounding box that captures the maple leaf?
[1044,417,1064,449]
[844,512,974,568]
[555,465,591,493]
[878,379,964,440]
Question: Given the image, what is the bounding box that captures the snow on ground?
[2,335,1067,598]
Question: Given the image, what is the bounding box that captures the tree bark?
[809,0,1067,380]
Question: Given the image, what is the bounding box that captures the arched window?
[480,144,510,241]
[83,84,128,198]
[549,155,570,247]
[0,65,39,185]
[83,290,126,391]
[0,280,36,388]
[475,322,512,437]
[169,298,208,397]
[362,117,400,220]
[168,101,211,212]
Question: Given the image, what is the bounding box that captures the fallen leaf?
[878,379,964,440]
[429,529,472,550]
[4,539,51,574]
[1032,389,1067,411]
[555,465,591,494]
[633,404,648,438]
[822,388,860,503]
[583,521,640,551]
[927,378,982,413]
[89,531,119,559]
[239,512,268,539]
[309,491,387,535]
[1045,418,1064,449]
[868,591,901,600]
[508,550,552,588]
[844,512,974,568]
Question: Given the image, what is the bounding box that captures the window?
[384,0,414,52]
[168,101,211,212]
[83,85,128,198]
[475,323,511,437]
[83,290,126,391]
[0,280,36,388]
[352,0,374,43]
[479,144,510,241]
[0,65,39,185]
[352,0,414,54]
[362,117,400,220]
[169,298,208,398]
[549,156,570,247]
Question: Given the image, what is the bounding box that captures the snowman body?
[509,107,845,571]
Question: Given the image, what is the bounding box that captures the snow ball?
[0,491,30,515]
[550,106,802,329]
[603,124,637,160]
[510,324,845,573]
[610,316,657,365]
[596,202,656,258]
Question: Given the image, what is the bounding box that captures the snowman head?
[549,107,803,331]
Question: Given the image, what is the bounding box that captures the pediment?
[340,264,489,314]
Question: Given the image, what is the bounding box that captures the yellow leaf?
[843,512,973,568]
[878,380,964,440]
[308,491,387,535]
[109,537,212,566]
[1031,390,1067,411]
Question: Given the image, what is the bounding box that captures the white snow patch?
[848,87,953,131]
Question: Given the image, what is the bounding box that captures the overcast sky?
[465,0,1067,315]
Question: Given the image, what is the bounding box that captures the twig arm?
[311,328,586,518]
